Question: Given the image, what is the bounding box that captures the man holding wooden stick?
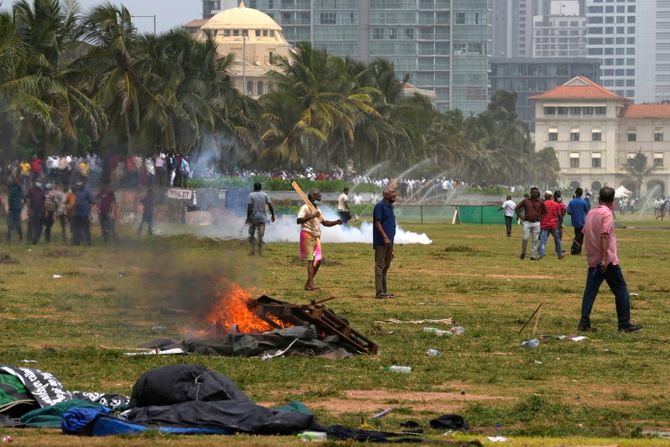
[296,188,343,291]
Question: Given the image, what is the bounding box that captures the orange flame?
[206,282,288,333]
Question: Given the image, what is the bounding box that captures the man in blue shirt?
[73,182,94,246]
[373,185,397,299]
[567,187,590,255]
[246,182,275,256]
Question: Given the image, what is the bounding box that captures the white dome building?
[195,1,292,98]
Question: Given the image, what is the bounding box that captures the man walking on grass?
[373,185,397,299]
[247,182,275,256]
[567,187,590,255]
[515,187,546,260]
[499,194,516,238]
[578,186,641,333]
[539,190,565,259]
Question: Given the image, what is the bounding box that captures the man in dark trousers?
[138,187,155,236]
[97,183,118,243]
[515,187,546,260]
[73,182,94,246]
[27,181,46,244]
[6,174,24,242]
[373,185,397,299]
[578,187,641,333]
[567,187,590,255]
[246,182,275,255]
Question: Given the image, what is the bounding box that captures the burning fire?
[206,282,288,333]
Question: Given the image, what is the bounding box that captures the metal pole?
[153,15,156,34]
[420,205,424,224]
[243,30,248,94]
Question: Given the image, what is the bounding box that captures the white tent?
[614,185,632,199]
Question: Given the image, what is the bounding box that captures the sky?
[1,0,203,34]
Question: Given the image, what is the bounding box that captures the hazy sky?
[1,0,203,34]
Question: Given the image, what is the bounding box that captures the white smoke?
[156,204,432,245]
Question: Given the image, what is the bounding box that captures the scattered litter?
[124,347,186,356]
[426,349,441,357]
[21,359,37,363]
[487,436,508,442]
[459,389,466,395]
[534,360,543,365]
[371,407,394,419]
[260,337,300,360]
[2,435,13,443]
[379,318,453,325]
[299,431,328,442]
[521,338,540,348]
[449,326,465,335]
[385,365,411,373]
[151,325,166,332]
[558,335,588,342]
[630,292,640,297]
[53,274,63,279]
[429,414,469,431]
[424,327,450,336]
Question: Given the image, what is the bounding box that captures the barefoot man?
[297,189,343,291]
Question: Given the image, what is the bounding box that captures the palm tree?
[84,2,141,154]
[625,150,656,197]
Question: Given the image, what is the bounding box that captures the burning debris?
[143,283,378,358]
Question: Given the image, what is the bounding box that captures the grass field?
[0,213,669,446]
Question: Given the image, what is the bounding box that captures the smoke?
[156,204,432,245]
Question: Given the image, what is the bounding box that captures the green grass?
[0,214,669,446]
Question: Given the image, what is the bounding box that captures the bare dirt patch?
[306,389,513,415]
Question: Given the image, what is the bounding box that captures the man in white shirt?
[297,189,343,291]
[500,195,517,238]
[337,187,351,224]
[353,192,362,205]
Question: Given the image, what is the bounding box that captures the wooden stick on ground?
[517,302,544,336]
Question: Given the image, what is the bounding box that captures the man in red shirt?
[515,187,546,260]
[539,191,565,259]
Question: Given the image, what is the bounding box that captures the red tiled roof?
[621,104,670,119]
[183,19,208,28]
[530,76,627,101]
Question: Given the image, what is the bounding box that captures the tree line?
[0,0,558,185]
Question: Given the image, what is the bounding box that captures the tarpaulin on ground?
[124,364,317,435]
[21,399,101,428]
[0,366,129,410]
[182,325,352,357]
[0,373,37,416]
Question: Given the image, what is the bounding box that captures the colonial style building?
[532,76,669,196]
[190,1,292,98]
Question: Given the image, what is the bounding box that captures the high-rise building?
[203,0,238,19]
[490,57,600,130]
[240,0,491,114]
[531,8,586,58]
[635,1,670,103]
[584,0,637,100]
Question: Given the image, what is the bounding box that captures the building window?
[257,81,264,95]
[548,128,558,141]
[255,30,261,37]
[268,51,274,63]
[373,28,384,39]
[247,81,253,95]
[583,107,594,115]
[455,13,465,24]
[545,107,556,115]
[591,152,602,168]
[389,28,398,40]
[320,12,335,25]
[233,29,239,36]
[592,129,602,141]
[570,107,581,115]
[557,107,568,115]
[405,28,414,40]
[595,107,606,115]
[654,153,664,167]
[654,131,664,142]
[570,153,580,168]
[570,128,580,141]
[627,132,636,142]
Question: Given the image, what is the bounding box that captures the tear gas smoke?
[156,204,432,244]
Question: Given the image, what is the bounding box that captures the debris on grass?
[0,253,18,264]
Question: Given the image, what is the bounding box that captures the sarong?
[300,230,322,265]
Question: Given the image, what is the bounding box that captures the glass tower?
[245,0,491,113]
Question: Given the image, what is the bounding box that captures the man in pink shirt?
[578,187,641,333]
